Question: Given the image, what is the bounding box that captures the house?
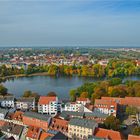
[64,102,82,112]
[49,118,68,135]
[0,108,8,120]
[84,112,109,123]
[68,118,98,139]
[93,128,123,140]
[26,126,42,140]
[39,131,54,140]
[23,112,51,131]
[38,96,61,116]
[5,111,24,125]
[128,135,140,140]
[1,122,24,140]
[76,97,90,105]
[94,99,118,116]
[0,96,14,108]
[59,111,84,120]
[16,97,35,111]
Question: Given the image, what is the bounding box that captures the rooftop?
[26,126,41,139]
[0,108,9,116]
[128,135,140,140]
[94,128,123,140]
[69,118,97,129]
[0,96,14,101]
[85,111,109,118]
[16,97,35,102]
[38,96,57,105]
[1,122,24,136]
[76,97,89,102]
[23,111,51,122]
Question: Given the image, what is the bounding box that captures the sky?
[0,0,140,47]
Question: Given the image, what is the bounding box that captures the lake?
[2,76,140,99]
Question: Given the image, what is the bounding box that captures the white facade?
[16,98,35,110]
[76,98,90,106]
[64,103,82,112]
[38,97,61,116]
[0,96,14,108]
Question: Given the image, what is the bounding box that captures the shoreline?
[0,72,49,79]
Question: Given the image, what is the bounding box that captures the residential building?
[84,112,108,123]
[23,112,51,130]
[0,96,14,108]
[1,122,24,140]
[93,128,123,140]
[38,96,61,116]
[26,126,42,140]
[5,111,24,125]
[94,99,118,116]
[76,97,91,105]
[64,102,82,112]
[59,111,84,120]
[49,118,68,135]
[68,118,98,139]
[16,97,35,111]
[0,108,8,120]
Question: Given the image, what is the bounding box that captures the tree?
[47,92,57,97]
[109,78,122,86]
[104,115,121,131]
[80,92,88,98]
[132,127,140,136]
[69,89,77,101]
[125,106,138,116]
[23,90,32,97]
[0,84,8,96]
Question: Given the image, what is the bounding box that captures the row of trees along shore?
[69,78,140,104]
[0,59,140,78]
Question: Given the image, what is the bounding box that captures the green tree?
[69,89,77,101]
[104,115,121,131]
[125,106,138,116]
[23,90,32,97]
[0,84,8,96]
[132,127,140,136]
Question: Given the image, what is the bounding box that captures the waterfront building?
[38,96,61,116]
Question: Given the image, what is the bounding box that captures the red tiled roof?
[12,111,24,121]
[128,135,140,140]
[0,120,6,128]
[38,96,56,105]
[94,128,123,140]
[49,118,68,132]
[26,126,41,139]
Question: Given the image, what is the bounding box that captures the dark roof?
[69,118,97,129]
[16,97,35,102]
[0,108,9,116]
[24,112,51,122]
[60,111,84,119]
[85,111,109,118]
[0,96,14,101]
[51,132,68,140]
[1,122,23,136]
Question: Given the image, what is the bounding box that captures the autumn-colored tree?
[0,84,8,96]
[132,127,140,136]
[47,91,57,97]
[80,92,88,98]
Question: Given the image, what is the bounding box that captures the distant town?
[0,47,140,140]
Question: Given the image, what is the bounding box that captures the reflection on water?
[2,76,140,99]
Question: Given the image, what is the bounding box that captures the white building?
[64,102,82,112]
[76,97,90,106]
[0,96,15,108]
[16,97,35,111]
[38,96,61,116]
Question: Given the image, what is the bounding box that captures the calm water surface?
[2,76,140,99]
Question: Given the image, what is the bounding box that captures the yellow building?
[68,118,98,139]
